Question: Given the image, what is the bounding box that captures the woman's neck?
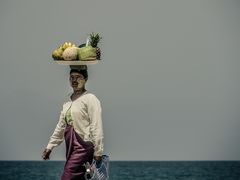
[71,88,87,101]
[73,88,86,94]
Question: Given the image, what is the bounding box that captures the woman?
[42,65,104,180]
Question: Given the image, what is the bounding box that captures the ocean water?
[0,161,239,180]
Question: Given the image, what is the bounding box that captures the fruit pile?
[52,33,102,61]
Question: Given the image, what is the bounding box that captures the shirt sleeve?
[88,95,104,156]
[46,106,66,150]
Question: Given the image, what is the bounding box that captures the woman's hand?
[42,148,52,160]
[94,156,102,161]
[94,156,102,168]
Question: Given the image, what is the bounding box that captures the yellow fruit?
[52,42,76,60]
[52,49,59,59]
[62,42,76,50]
[52,48,64,60]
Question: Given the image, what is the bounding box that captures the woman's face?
[69,72,86,91]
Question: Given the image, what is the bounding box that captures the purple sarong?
[61,124,94,180]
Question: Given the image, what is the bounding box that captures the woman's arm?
[42,107,66,160]
[88,95,104,157]
[46,108,66,151]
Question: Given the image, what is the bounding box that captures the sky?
[0,0,239,161]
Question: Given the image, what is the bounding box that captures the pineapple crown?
[89,32,102,47]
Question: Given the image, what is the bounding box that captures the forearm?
[92,136,104,156]
[46,110,66,150]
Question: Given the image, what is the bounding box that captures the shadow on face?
[69,72,87,90]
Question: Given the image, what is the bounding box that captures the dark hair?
[70,69,88,79]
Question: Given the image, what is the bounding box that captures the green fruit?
[78,46,96,60]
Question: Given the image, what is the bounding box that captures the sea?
[0,161,239,180]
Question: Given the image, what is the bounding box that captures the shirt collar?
[67,90,88,101]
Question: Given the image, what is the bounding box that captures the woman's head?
[69,66,88,91]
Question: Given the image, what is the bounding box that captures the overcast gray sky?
[0,0,239,161]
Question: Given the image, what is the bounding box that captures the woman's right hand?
[42,148,52,160]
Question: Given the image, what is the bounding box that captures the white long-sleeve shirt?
[46,91,104,156]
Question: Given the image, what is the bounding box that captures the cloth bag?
[84,155,110,180]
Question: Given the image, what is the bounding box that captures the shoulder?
[85,92,100,100]
[84,92,101,106]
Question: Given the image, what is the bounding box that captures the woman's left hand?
[94,156,102,161]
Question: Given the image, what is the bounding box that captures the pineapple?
[89,32,102,60]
